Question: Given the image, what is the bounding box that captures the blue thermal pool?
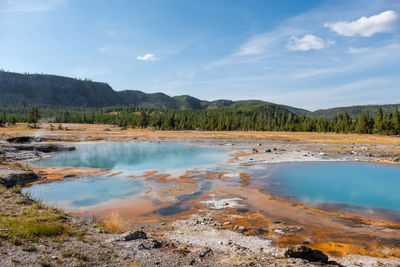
[33,142,230,170]
[23,142,230,210]
[262,161,400,212]
[24,175,146,210]
[23,142,400,214]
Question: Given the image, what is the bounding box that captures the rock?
[138,243,149,250]
[6,136,45,143]
[199,247,213,258]
[273,228,285,236]
[284,245,328,263]
[14,144,75,153]
[265,149,272,153]
[252,148,259,153]
[0,169,39,187]
[0,143,76,162]
[152,239,163,249]
[319,152,327,156]
[121,230,148,241]
[234,225,245,230]
[394,157,400,162]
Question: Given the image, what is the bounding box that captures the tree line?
[0,103,399,135]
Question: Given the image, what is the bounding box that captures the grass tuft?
[0,216,65,241]
[22,246,37,252]
[0,200,69,242]
[10,186,22,194]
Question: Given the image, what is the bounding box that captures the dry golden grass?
[1,123,400,145]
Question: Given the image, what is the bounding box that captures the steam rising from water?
[34,142,230,171]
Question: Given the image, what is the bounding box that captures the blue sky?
[1,0,399,110]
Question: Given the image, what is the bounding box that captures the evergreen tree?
[391,108,400,135]
[138,111,149,128]
[355,113,371,134]
[28,107,41,128]
[374,108,384,134]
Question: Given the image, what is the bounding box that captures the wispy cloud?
[136,53,158,61]
[324,10,398,37]
[0,0,67,14]
[286,34,334,51]
[265,76,400,110]
[235,33,277,56]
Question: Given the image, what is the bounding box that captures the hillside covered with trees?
[0,71,400,135]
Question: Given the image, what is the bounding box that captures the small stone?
[199,247,213,258]
[285,245,329,264]
[138,243,149,250]
[273,228,285,236]
[234,225,245,230]
[152,240,163,249]
[121,230,148,241]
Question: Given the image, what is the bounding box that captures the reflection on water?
[25,142,230,210]
[23,175,146,210]
[34,142,230,170]
[25,142,400,216]
[262,162,400,212]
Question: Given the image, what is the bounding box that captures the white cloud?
[136,53,158,61]
[235,34,275,56]
[286,34,333,51]
[324,10,398,37]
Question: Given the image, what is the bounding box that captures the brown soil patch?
[157,182,198,198]
[2,123,400,145]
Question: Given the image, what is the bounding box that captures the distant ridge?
[312,104,400,119]
[0,71,398,118]
[0,71,234,110]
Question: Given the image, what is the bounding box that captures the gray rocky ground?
[1,138,399,266]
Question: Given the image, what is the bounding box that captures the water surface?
[25,142,230,210]
[24,175,146,210]
[35,142,230,170]
[265,162,400,212]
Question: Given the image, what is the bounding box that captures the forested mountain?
[312,104,400,119]
[0,71,265,110]
[0,71,120,107]
[0,71,311,114]
[0,71,399,120]
[1,71,400,135]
